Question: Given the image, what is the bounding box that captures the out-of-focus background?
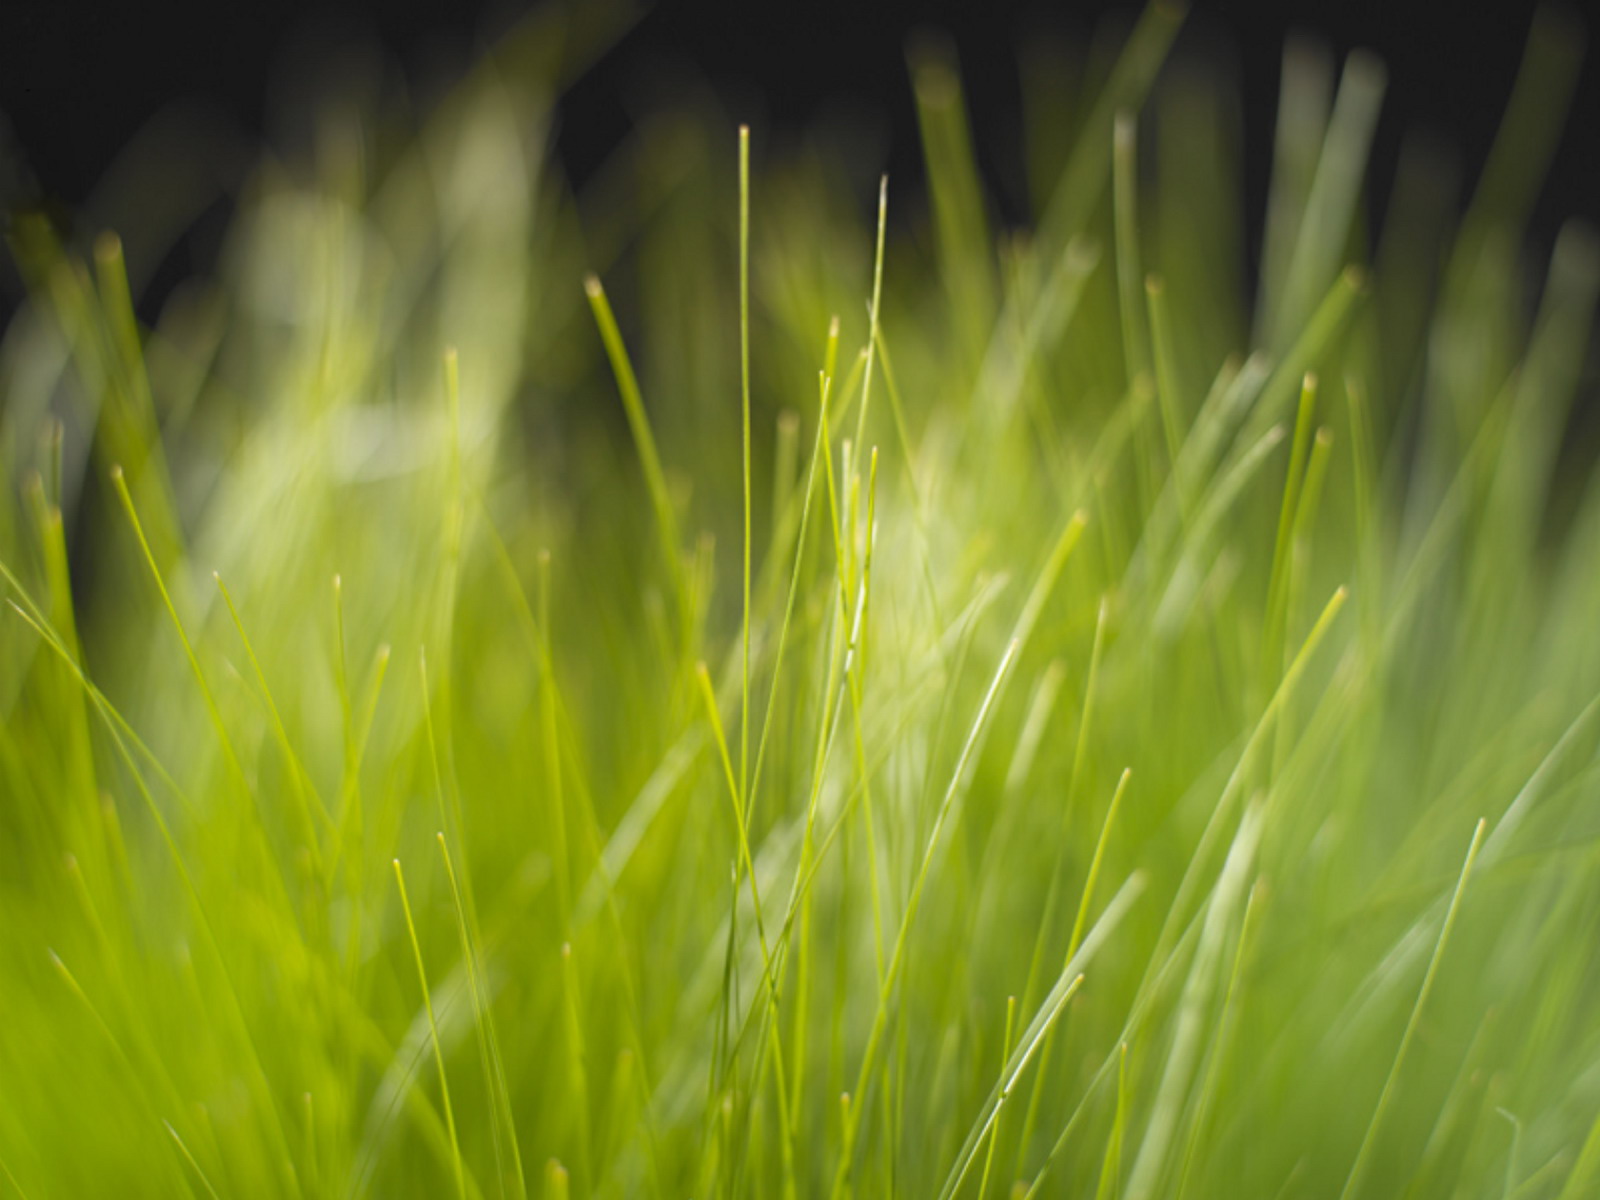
[2,0,1596,324]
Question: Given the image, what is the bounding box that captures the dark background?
[1,0,1596,305]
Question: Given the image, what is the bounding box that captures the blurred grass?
[2,2,1599,1196]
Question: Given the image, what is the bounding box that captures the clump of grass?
[2,2,1598,1196]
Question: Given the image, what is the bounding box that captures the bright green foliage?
[2,3,1599,1197]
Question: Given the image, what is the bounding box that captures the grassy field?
[2,2,1599,1195]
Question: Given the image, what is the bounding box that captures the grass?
[2,1,1599,1195]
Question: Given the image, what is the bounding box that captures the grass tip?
[583,273,603,299]
[1346,47,1389,88]
[93,230,123,263]
[109,463,124,482]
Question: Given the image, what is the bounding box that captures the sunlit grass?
[2,2,1599,1196]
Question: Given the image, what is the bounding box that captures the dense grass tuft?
[2,3,1599,1196]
